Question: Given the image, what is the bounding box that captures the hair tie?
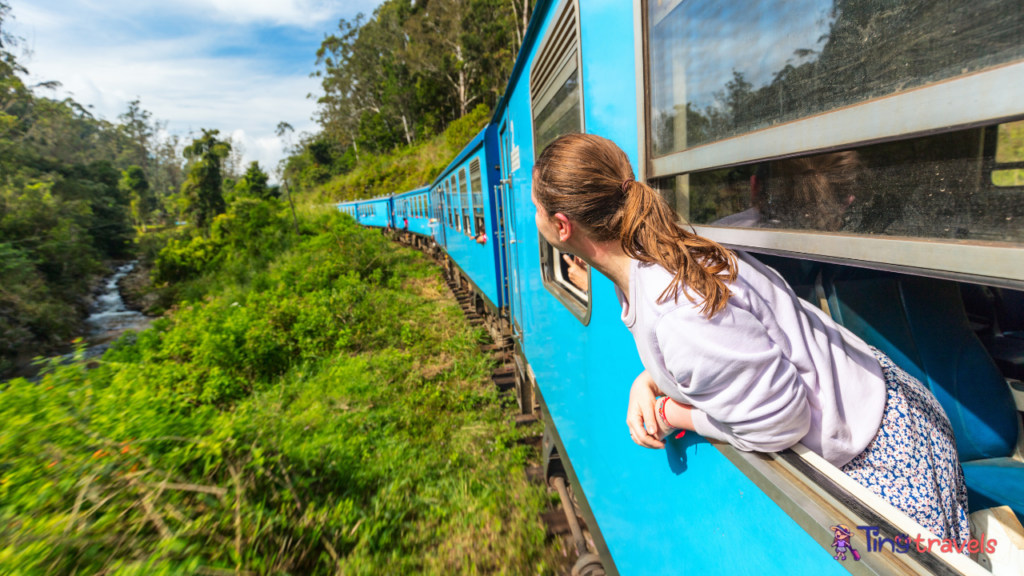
[621,179,634,193]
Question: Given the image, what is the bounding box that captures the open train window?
[459,167,472,235]
[530,0,583,159]
[538,235,591,324]
[469,159,485,237]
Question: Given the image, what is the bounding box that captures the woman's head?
[756,151,862,231]
[532,133,736,317]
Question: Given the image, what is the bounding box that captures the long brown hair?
[533,133,736,317]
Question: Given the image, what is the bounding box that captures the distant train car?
[340,1,1024,573]
[392,187,431,237]
[429,126,507,315]
[344,196,391,228]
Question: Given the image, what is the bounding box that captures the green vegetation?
[282,0,530,201]
[294,103,490,204]
[1,205,562,574]
[994,120,1024,187]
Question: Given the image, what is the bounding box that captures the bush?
[0,211,565,574]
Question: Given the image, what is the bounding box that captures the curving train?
[337,1,1024,574]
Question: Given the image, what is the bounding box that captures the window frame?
[531,0,591,324]
[530,0,585,161]
[634,0,1024,289]
[538,233,592,325]
[459,167,472,235]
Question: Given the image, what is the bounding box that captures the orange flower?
[47,461,57,468]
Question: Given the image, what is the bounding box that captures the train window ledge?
[716,441,996,575]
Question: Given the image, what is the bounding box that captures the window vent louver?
[530,0,578,109]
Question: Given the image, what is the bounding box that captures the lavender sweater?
[616,252,886,467]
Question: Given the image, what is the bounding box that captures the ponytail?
[534,133,737,318]
[619,180,736,317]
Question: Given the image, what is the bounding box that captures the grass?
[0,211,569,575]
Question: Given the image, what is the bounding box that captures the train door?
[499,121,524,335]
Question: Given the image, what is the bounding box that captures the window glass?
[459,168,471,234]
[539,235,591,323]
[669,122,1024,244]
[446,183,454,227]
[993,120,1024,187]
[455,178,462,229]
[534,67,582,158]
[470,159,484,218]
[648,0,1024,157]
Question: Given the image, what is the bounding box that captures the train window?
[993,120,1024,187]
[539,235,591,324]
[459,168,472,234]
[646,0,1024,158]
[530,0,582,159]
[470,159,485,236]
[658,121,1024,245]
[446,182,454,227]
[449,176,460,231]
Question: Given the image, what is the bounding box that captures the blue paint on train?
[329,0,1023,573]
[429,126,506,310]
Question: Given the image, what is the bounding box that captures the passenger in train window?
[561,254,589,292]
[532,133,971,549]
[710,151,861,231]
[475,230,487,245]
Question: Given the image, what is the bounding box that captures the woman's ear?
[554,212,573,242]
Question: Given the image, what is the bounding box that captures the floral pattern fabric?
[840,348,970,550]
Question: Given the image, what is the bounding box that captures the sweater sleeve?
[655,304,811,453]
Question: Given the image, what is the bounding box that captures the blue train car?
[483,1,1024,575]
[335,1,1024,572]
[392,187,432,237]
[336,197,391,228]
[430,126,506,313]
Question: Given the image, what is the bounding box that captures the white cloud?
[5,0,381,180]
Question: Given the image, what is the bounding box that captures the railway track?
[389,230,606,576]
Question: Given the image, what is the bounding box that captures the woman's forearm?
[663,399,697,431]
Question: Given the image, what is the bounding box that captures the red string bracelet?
[657,396,687,439]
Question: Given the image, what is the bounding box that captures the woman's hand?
[563,254,589,292]
[626,370,665,449]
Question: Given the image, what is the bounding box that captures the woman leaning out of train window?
[530,133,970,550]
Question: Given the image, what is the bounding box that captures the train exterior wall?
[491,1,850,574]
[432,129,505,310]
[393,187,433,237]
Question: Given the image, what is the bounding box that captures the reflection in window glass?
[648,0,1024,157]
[677,123,1024,244]
[534,68,582,158]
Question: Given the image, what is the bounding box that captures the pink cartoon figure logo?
[831,524,861,561]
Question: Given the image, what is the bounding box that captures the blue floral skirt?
[840,348,970,548]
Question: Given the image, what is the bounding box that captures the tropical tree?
[235,161,274,200]
[181,129,230,230]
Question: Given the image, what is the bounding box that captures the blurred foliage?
[0,2,190,373]
[0,210,563,574]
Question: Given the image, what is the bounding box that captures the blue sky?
[8,0,386,179]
